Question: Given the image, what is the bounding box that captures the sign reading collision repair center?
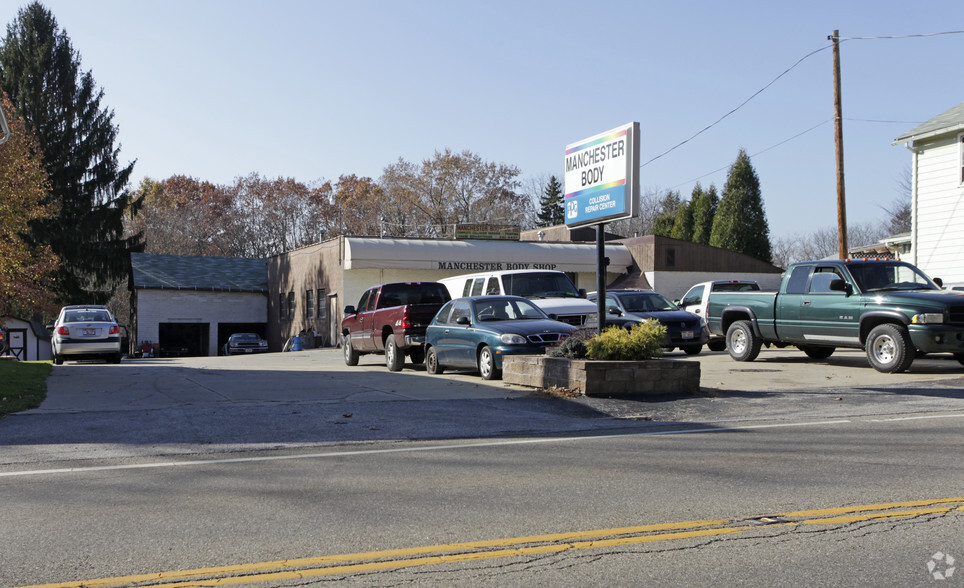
[563,122,640,228]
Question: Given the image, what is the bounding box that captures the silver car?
[50,305,122,364]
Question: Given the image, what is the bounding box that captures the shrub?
[585,320,666,361]
[547,331,589,359]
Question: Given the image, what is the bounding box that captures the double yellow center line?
[20,497,964,588]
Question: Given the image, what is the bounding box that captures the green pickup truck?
[706,259,964,373]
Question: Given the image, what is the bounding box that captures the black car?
[589,290,709,355]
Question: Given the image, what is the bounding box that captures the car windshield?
[474,298,548,321]
[847,262,939,293]
[618,293,678,312]
[502,272,580,299]
[233,333,260,341]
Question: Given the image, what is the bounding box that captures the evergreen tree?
[690,183,718,245]
[710,150,772,262]
[670,199,694,241]
[536,175,564,227]
[0,2,141,303]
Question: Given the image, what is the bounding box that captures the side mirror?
[548,313,558,320]
[343,305,356,315]
[608,306,622,316]
[578,288,587,298]
[456,316,471,325]
[828,279,853,296]
[934,277,944,288]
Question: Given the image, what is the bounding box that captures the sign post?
[564,122,640,333]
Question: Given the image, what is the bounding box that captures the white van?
[439,270,598,327]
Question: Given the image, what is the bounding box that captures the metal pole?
[830,29,848,259]
[596,223,606,334]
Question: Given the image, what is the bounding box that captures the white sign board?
[563,122,639,228]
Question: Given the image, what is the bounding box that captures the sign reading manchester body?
[563,122,640,228]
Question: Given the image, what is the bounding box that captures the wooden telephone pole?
[830,30,848,259]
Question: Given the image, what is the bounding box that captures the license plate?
[682,331,694,339]
[244,349,253,353]
[83,328,96,336]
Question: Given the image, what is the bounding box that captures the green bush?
[585,320,666,361]
[547,331,589,359]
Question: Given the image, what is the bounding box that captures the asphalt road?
[1,347,963,587]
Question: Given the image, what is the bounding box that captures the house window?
[306,290,314,319]
[279,293,286,321]
[665,247,676,268]
[287,292,295,321]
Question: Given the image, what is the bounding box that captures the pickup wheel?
[343,334,360,366]
[726,320,761,362]
[385,336,405,372]
[798,345,835,360]
[478,345,501,380]
[426,346,443,374]
[866,324,914,373]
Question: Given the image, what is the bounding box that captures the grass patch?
[0,360,51,417]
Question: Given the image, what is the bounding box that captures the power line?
[639,44,832,169]
[670,119,832,190]
[840,31,964,41]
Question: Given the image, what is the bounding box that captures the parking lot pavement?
[2,346,961,466]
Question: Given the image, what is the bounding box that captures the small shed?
[0,317,52,361]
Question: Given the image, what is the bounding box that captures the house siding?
[914,135,964,282]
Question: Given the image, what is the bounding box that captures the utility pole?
[830,29,848,259]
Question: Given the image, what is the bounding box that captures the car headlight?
[500,333,528,344]
[912,313,944,324]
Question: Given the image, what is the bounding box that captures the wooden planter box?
[502,355,700,397]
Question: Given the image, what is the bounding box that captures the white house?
[894,100,964,283]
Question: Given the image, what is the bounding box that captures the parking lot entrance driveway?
[1,348,962,467]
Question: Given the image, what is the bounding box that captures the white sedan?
[50,305,122,364]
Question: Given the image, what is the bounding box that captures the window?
[785,266,812,295]
[808,269,844,293]
[485,277,501,295]
[680,285,704,307]
[470,277,485,296]
[451,300,473,323]
[279,293,286,321]
[665,247,676,268]
[306,290,314,319]
[287,292,295,321]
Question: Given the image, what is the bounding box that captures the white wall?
[137,290,267,356]
[914,135,964,283]
[645,271,785,301]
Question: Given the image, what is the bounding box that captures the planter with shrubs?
[502,320,701,396]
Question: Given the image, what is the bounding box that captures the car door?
[441,299,477,367]
[798,268,860,346]
[351,288,378,352]
[679,284,706,320]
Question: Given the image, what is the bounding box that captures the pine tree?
[0,2,141,303]
[537,175,564,227]
[710,150,772,262]
[690,183,718,245]
[670,199,694,241]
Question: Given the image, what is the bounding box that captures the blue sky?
[6,0,964,237]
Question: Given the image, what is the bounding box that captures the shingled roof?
[894,100,964,144]
[130,252,268,293]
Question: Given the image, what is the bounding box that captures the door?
[798,268,860,346]
[439,299,477,368]
[7,328,26,360]
[349,288,377,352]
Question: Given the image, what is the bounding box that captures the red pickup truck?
[341,282,451,371]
